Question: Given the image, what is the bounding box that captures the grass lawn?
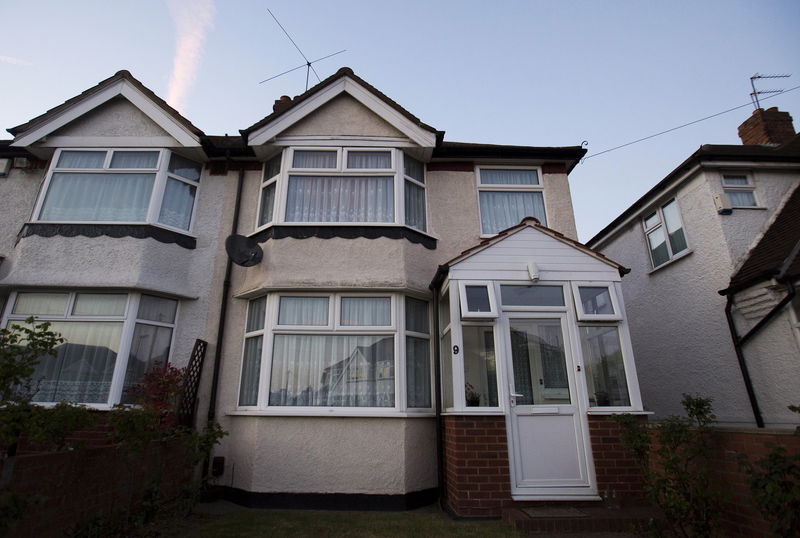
[157,503,525,537]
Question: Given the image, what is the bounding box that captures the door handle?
[510,392,524,407]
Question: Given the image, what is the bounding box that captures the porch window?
[477,167,546,235]
[462,325,498,407]
[500,285,565,307]
[579,325,631,407]
[458,281,498,319]
[571,283,622,321]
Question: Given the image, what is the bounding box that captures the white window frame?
[722,172,759,208]
[641,198,689,269]
[570,282,623,321]
[0,290,179,409]
[499,283,568,312]
[236,292,435,416]
[402,152,427,232]
[256,152,282,228]
[458,280,499,319]
[33,148,201,235]
[476,165,546,237]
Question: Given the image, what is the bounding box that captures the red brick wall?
[442,415,511,517]
[588,415,647,505]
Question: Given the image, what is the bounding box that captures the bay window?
[2,291,178,406]
[254,148,427,232]
[237,293,433,413]
[36,149,202,232]
[478,167,546,235]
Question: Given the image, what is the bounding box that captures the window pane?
[137,295,178,323]
[578,287,614,316]
[13,292,69,315]
[121,323,173,404]
[265,153,281,179]
[643,212,660,229]
[406,336,431,408]
[465,285,491,312]
[340,297,391,326]
[293,150,337,168]
[438,289,450,330]
[480,169,539,185]
[647,229,670,267]
[404,154,424,183]
[509,319,570,405]
[500,285,565,307]
[73,293,127,316]
[347,151,391,169]
[440,331,453,408]
[405,181,426,231]
[727,190,757,207]
[278,297,329,325]
[110,151,159,169]
[40,173,155,222]
[57,151,105,169]
[479,191,546,234]
[723,175,749,186]
[462,326,498,407]
[167,153,201,181]
[662,201,687,255]
[269,335,394,407]
[239,335,263,406]
[158,178,196,230]
[285,176,394,223]
[580,326,630,407]
[30,321,123,403]
[246,296,267,333]
[258,183,276,226]
[405,297,429,334]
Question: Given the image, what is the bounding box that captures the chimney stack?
[273,95,293,113]
[738,107,796,146]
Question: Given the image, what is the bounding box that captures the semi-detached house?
[0,68,646,517]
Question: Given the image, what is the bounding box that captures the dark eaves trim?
[251,225,437,250]
[19,223,196,249]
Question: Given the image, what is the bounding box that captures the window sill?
[587,409,651,416]
[729,206,767,211]
[441,410,505,416]
[647,248,693,274]
[21,222,197,249]
[248,224,437,250]
[227,409,436,418]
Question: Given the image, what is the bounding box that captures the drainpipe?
[431,285,445,509]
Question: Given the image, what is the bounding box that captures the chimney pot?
[738,107,796,146]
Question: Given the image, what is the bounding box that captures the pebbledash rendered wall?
[597,167,799,427]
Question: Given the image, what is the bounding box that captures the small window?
[292,150,337,169]
[580,325,631,407]
[404,152,427,232]
[500,285,565,307]
[346,150,392,169]
[462,326,499,407]
[642,199,688,268]
[571,283,622,321]
[258,152,282,228]
[277,296,330,326]
[722,174,757,208]
[340,297,391,326]
[457,281,498,319]
[477,167,546,235]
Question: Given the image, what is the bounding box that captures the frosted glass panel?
[340,297,391,326]
[278,297,329,325]
[57,151,105,169]
[110,151,159,169]
[13,292,69,315]
[73,294,127,316]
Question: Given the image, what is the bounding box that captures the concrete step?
[503,505,664,534]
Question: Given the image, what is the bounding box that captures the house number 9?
[453,345,460,355]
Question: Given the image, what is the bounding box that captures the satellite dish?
[225,234,263,267]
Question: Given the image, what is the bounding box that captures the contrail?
[166,0,215,112]
[0,55,33,66]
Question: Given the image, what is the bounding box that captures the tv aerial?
[259,9,346,92]
[749,73,791,110]
[225,234,263,267]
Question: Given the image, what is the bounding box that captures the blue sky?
[2,0,798,240]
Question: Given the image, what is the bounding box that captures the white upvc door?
[502,312,597,499]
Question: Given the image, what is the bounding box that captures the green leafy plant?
[612,394,719,537]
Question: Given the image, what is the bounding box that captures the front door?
[503,315,595,498]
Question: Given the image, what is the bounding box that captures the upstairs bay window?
[36,149,202,232]
[478,167,546,235]
[255,148,427,232]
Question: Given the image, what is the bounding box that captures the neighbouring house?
[1,67,647,518]
[587,107,800,429]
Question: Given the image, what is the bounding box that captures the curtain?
[340,297,390,326]
[405,297,429,334]
[12,292,69,315]
[40,172,155,222]
[121,323,173,404]
[346,151,391,169]
[269,335,394,407]
[259,183,276,226]
[662,201,688,254]
[580,326,630,406]
[479,191,546,234]
[72,293,127,316]
[158,178,195,230]
[278,297,329,325]
[238,336,263,406]
[404,181,426,231]
[480,169,539,185]
[110,151,159,169]
[57,151,105,169]
[727,191,756,207]
[137,295,178,323]
[246,297,267,332]
[285,176,394,223]
[406,336,430,408]
[293,150,337,169]
[31,321,122,404]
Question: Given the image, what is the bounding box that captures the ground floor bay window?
[1,291,178,406]
[237,293,433,414]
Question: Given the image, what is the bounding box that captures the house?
[0,68,646,518]
[587,107,800,429]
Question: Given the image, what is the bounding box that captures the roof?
[433,141,587,172]
[588,134,800,248]
[430,217,630,289]
[241,67,439,138]
[0,140,34,159]
[721,184,800,294]
[7,70,205,138]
